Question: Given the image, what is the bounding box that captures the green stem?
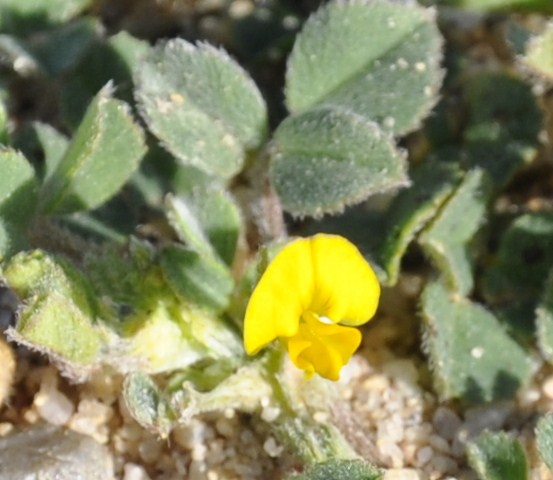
[261,348,359,464]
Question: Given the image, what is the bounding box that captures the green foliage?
[462,73,541,188]
[421,282,532,403]
[135,39,267,179]
[61,31,150,129]
[31,122,69,181]
[0,99,8,145]
[0,149,37,225]
[0,0,92,34]
[1,250,100,369]
[285,0,443,135]
[427,0,553,13]
[270,107,408,216]
[482,212,553,305]
[536,413,553,470]
[0,149,36,257]
[122,372,174,438]
[27,18,97,76]
[160,244,234,312]
[39,87,146,214]
[419,169,492,296]
[165,187,241,267]
[288,459,382,480]
[380,160,462,286]
[466,431,528,480]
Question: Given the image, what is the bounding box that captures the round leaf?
[285,0,443,135]
[270,107,407,217]
[135,39,268,178]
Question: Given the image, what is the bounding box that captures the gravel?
[0,324,552,479]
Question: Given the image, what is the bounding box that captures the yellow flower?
[243,234,380,381]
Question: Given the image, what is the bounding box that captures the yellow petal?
[243,238,314,355]
[286,313,362,381]
[309,234,380,326]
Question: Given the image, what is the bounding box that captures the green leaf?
[32,122,69,181]
[122,372,174,438]
[467,431,528,480]
[166,188,242,267]
[1,250,100,371]
[464,72,540,141]
[0,149,37,219]
[536,413,553,470]
[11,292,100,365]
[288,459,381,480]
[61,31,150,129]
[39,86,146,214]
[0,219,28,260]
[285,0,443,135]
[461,73,541,189]
[0,97,8,145]
[270,107,408,217]
[419,169,492,296]
[135,39,267,178]
[464,72,541,144]
[429,0,553,13]
[465,142,536,191]
[482,212,553,305]
[0,0,92,34]
[381,160,462,286]
[537,271,553,364]
[160,244,234,312]
[524,22,553,82]
[0,149,38,224]
[421,281,532,403]
[27,18,97,76]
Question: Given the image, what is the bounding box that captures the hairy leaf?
[135,39,267,178]
[271,107,407,217]
[285,0,443,135]
[421,281,532,403]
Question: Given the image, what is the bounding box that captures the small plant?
[1,0,553,477]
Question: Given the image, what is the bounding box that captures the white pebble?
[377,415,404,443]
[377,438,404,467]
[383,468,422,480]
[362,374,390,392]
[404,423,432,443]
[123,463,152,480]
[215,417,235,438]
[542,376,553,400]
[34,387,74,426]
[138,435,162,464]
[463,403,513,435]
[192,444,207,461]
[429,434,451,454]
[428,454,458,475]
[261,406,281,422]
[415,446,433,466]
[432,407,462,441]
[313,411,328,423]
[263,436,283,457]
[518,386,540,406]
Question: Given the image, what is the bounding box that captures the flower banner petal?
[243,238,314,354]
[309,234,380,326]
